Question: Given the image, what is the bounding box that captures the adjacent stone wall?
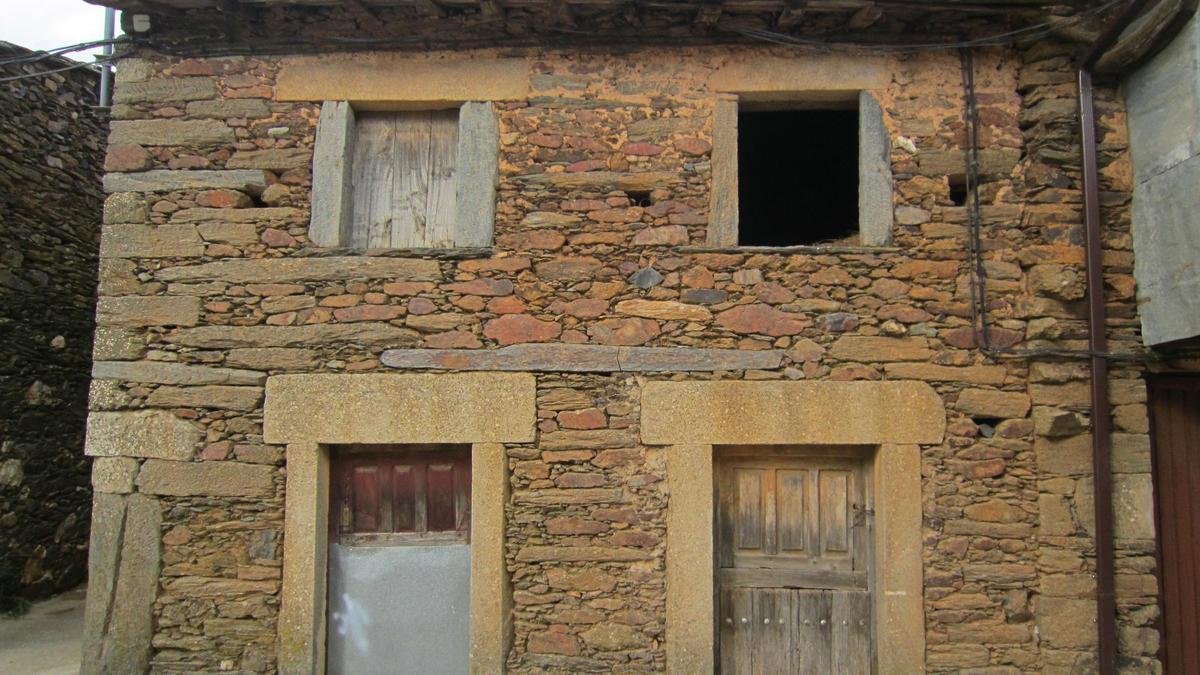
[88,39,1157,674]
[0,42,104,610]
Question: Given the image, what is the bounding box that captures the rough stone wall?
[90,40,1157,674]
[0,44,104,610]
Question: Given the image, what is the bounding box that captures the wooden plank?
[820,469,850,554]
[718,586,736,674]
[735,468,764,551]
[454,458,471,535]
[753,589,792,674]
[350,113,398,248]
[392,464,416,532]
[718,463,736,569]
[390,112,433,248]
[777,469,807,552]
[719,567,867,591]
[351,464,379,532]
[792,590,832,673]
[763,468,778,556]
[831,590,872,675]
[422,110,459,248]
[426,461,457,531]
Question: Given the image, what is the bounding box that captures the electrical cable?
[955,45,1200,364]
[0,38,128,66]
[0,55,117,83]
[720,0,1122,52]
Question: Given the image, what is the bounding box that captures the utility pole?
[98,7,115,106]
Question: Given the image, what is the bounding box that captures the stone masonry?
[0,42,104,611]
[84,23,1160,675]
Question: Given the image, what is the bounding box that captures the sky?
[1,0,118,62]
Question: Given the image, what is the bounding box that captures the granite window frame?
[707,91,893,248]
[308,100,499,249]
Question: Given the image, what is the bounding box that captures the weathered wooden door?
[1149,376,1200,674]
[716,447,874,673]
[327,445,471,674]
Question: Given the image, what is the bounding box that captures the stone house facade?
[81,1,1195,673]
[0,41,105,611]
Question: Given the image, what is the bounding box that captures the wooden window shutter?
[350,110,460,248]
[333,446,471,546]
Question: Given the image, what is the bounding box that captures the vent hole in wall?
[972,416,1003,438]
[949,174,968,206]
[627,190,654,208]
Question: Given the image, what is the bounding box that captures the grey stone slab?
[113,77,217,104]
[93,361,266,386]
[164,323,420,349]
[146,385,263,411]
[109,119,234,146]
[707,98,738,246]
[100,223,204,258]
[103,192,148,224]
[155,256,440,284]
[96,296,201,327]
[455,101,500,247]
[512,170,682,192]
[380,344,783,372]
[92,457,140,494]
[103,169,273,193]
[1123,11,1200,185]
[917,148,1020,178]
[226,148,312,170]
[93,327,146,361]
[86,410,202,460]
[310,101,356,247]
[859,91,894,246]
[1132,153,1200,344]
[185,98,272,119]
[170,207,303,224]
[102,494,161,672]
[81,494,126,674]
[136,459,276,497]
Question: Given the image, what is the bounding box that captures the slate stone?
[380,344,783,372]
[628,267,664,289]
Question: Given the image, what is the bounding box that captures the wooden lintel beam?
[479,0,503,22]
[847,3,883,28]
[697,1,724,27]
[343,0,382,20]
[415,0,447,17]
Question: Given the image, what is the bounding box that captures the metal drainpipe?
[1076,0,1195,670]
[99,7,116,107]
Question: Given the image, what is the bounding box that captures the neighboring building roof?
[0,41,102,82]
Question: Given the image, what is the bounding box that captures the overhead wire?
[0,55,118,83]
[0,38,128,66]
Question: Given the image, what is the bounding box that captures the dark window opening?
[948,174,968,206]
[626,190,654,208]
[738,109,858,246]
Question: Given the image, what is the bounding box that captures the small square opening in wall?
[737,108,859,246]
[948,174,969,206]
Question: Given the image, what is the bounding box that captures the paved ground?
[0,585,85,675]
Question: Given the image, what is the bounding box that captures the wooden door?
[326,445,471,674]
[1149,376,1200,675]
[716,447,874,674]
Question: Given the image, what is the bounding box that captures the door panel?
[717,447,874,673]
[327,445,471,675]
[1150,376,1200,675]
